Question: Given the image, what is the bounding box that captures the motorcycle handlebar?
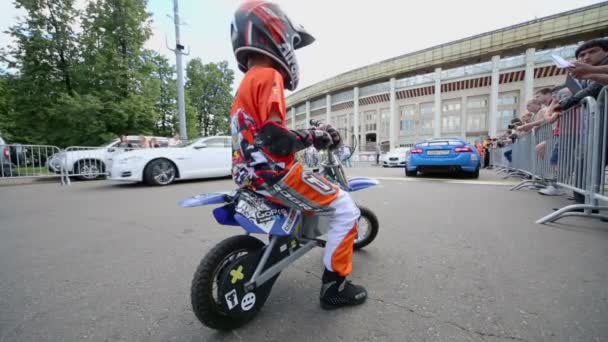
[309,119,322,128]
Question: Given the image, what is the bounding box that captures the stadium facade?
[285,2,608,152]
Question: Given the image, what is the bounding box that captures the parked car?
[0,136,14,177]
[381,147,410,167]
[406,138,480,178]
[46,136,168,180]
[109,136,232,186]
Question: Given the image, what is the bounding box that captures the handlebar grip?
[309,119,322,127]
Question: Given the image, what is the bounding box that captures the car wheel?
[144,158,177,186]
[75,160,105,180]
[405,169,417,177]
[471,168,480,179]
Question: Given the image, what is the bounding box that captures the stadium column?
[305,101,311,127]
[290,107,296,129]
[461,96,467,139]
[434,68,442,138]
[326,94,331,127]
[489,55,500,138]
[353,87,360,152]
[524,48,536,111]
[389,77,396,151]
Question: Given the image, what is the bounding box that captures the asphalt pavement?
[0,168,606,342]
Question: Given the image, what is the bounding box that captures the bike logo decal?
[224,289,239,310]
[255,208,288,224]
[241,292,256,311]
[281,209,298,234]
[271,184,327,213]
[302,173,337,195]
[230,265,245,284]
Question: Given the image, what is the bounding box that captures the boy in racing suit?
[229,1,367,309]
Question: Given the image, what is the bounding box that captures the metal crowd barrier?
[59,145,145,185]
[0,144,63,182]
[490,87,608,224]
[58,146,111,185]
[0,144,141,186]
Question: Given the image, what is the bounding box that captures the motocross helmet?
[231,1,315,91]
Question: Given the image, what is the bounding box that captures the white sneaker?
[539,185,565,196]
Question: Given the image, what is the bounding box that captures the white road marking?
[351,176,517,186]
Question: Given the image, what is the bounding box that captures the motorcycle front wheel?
[191,235,275,330]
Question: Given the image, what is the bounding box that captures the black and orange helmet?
[231,1,315,91]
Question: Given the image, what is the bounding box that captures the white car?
[109,136,232,186]
[47,136,170,180]
[381,147,410,167]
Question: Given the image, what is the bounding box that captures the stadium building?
[285,2,608,155]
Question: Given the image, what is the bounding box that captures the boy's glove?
[324,125,341,146]
[309,129,333,149]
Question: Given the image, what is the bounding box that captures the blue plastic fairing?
[347,177,380,192]
[179,192,229,208]
[213,205,240,226]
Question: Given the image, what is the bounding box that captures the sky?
[0,0,602,94]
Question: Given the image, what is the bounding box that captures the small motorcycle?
[180,123,379,330]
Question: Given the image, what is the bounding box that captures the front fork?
[243,234,323,292]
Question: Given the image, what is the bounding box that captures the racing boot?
[319,268,367,310]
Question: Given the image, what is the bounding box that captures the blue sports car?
[405,138,480,178]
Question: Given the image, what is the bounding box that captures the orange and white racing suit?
[230,66,360,277]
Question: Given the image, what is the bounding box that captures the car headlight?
[117,155,144,164]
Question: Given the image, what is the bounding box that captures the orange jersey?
[230,66,294,188]
[231,66,287,127]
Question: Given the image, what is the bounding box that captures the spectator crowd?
[489,38,608,203]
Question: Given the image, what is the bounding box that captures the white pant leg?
[323,190,360,275]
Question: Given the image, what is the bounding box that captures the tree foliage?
[186,59,234,137]
[0,0,234,147]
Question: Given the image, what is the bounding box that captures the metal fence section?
[489,88,608,224]
[0,144,64,182]
[536,96,608,223]
[59,145,143,185]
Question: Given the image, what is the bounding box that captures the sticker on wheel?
[240,292,256,311]
[224,289,239,310]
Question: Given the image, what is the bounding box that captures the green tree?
[0,73,16,140]
[75,0,156,140]
[3,0,79,144]
[78,0,151,98]
[185,59,234,137]
[145,51,177,137]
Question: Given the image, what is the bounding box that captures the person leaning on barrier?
[517,99,559,133]
[569,62,608,85]
[118,135,133,148]
[149,138,160,148]
[535,87,553,107]
[516,99,544,133]
[138,136,149,149]
[537,87,573,196]
[546,39,608,204]
[551,38,608,112]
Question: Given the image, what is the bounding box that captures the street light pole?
[172,0,187,141]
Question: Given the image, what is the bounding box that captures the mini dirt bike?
[180,123,379,331]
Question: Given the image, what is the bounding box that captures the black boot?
[319,269,367,310]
